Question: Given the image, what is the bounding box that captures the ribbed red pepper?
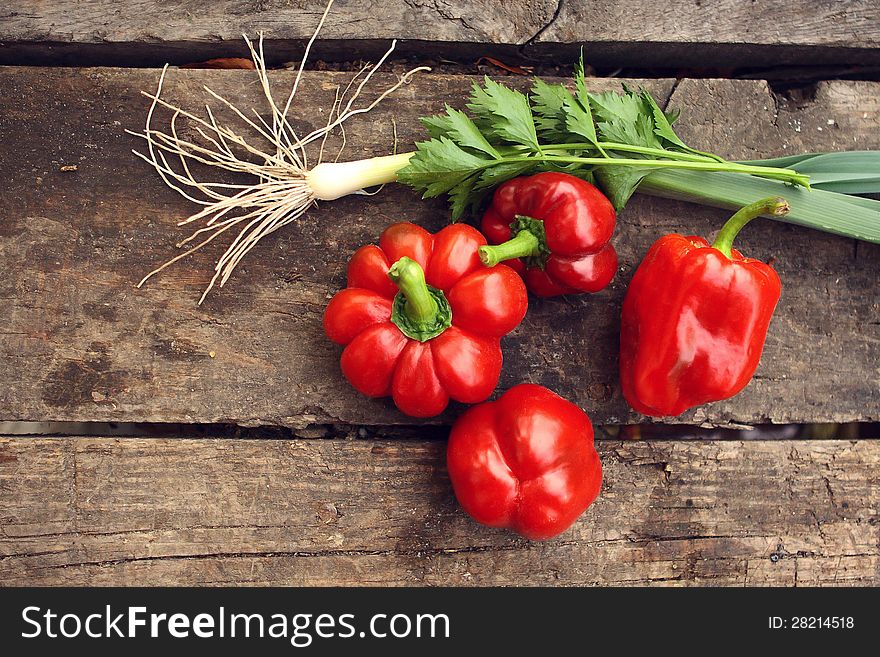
[446,384,602,540]
[479,172,618,297]
[324,222,527,417]
[620,197,787,417]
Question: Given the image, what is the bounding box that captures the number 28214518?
[769,617,854,630]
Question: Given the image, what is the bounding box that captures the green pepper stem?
[478,230,541,267]
[387,256,437,324]
[712,196,790,258]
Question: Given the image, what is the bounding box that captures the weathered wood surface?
[2,1,878,67]
[0,437,876,586]
[540,0,880,66]
[0,67,878,428]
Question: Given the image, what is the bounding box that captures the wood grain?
[1,1,878,67]
[0,67,878,428]
[540,0,880,66]
[0,437,876,586]
[0,0,554,45]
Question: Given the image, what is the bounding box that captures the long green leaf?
[743,150,880,170]
[805,174,880,194]
[738,153,823,168]
[639,170,880,243]
[742,151,880,193]
[825,193,880,211]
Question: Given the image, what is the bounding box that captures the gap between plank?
[0,421,877,441]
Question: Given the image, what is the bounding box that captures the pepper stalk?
[387,257,452,342]
[478,215,550,269]
[712,196,790,258]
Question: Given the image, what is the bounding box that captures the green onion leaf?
[743,151,880,193]
[639,169,880,243]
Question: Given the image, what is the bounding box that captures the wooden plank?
[1,1,878,67]
[539,0,880,66]
[0,437,876,585]
[0,67,878,428]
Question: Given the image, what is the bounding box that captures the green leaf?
[823,193,880,211]
[587,85,668,204]
[589,88,645,127]
[742,151,880,193]
[468,188,493,217]
[568,53,599,146]
[467,76,540,149]
[739,152,832,168]
[530,78,569,141]
[448,174,479,221]
[641,89,688,150]
[474,160,536,191]
[420,114,454,140]
[439,105,501,159]
[420,107,500,158]
[594,165,658,210]
[591,88,663,150]
[806,173,880,194]
[396,137,489,198]
[641,89,724,162]
[531,73,600,147]
[563,91,599,146]
[639,169,880,243]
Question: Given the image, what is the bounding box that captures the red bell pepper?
[620,196,787,417]
[446,384,602,540]
[478,172,618,297]
[323,222,528,417]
